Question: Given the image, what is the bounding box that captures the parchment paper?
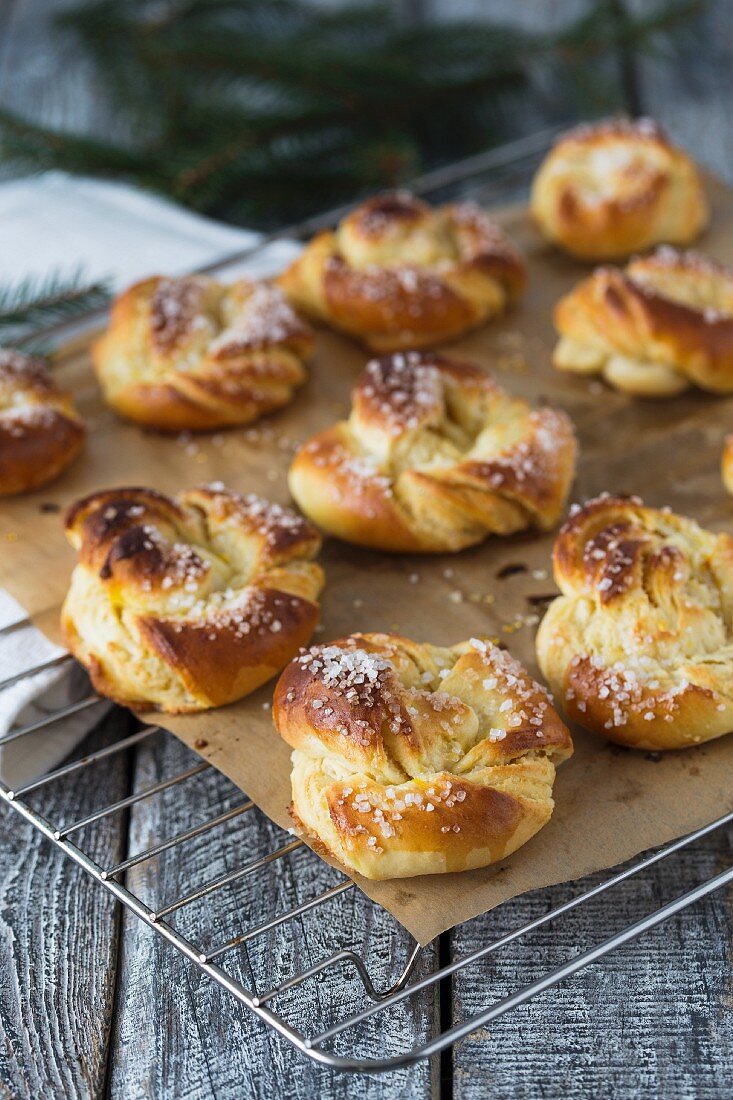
[2,177,733,945]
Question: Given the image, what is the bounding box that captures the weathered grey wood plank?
[0,710,133,1100]
[451,826,733,1098]
[0,0,120,137]
[108,733,439,1098]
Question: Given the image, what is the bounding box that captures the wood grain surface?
[452,830,733,1098]
[106,735,438,1098]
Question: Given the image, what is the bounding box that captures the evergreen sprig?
[0,269,111,350]
[0,0,706,228]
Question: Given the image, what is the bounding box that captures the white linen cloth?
[0,172,302,786]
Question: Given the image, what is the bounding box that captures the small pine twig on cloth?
[0,268,111,352]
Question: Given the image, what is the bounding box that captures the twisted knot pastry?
[288,351,577,552]
[531,117,707,260]
[536,495,733,751]
[723,435,733,495]
[0,349,85,496]
[62,485,324,713]
[274,632,573,880]
[277,192,526,351]
[92,275,315,431]
[553,248,733,397]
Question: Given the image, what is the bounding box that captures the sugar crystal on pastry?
[93,275,315,432]
[274,631,573,879]
[61,484,324,713]
[278,191,526,351]
[0,348,85,496]
[531,117,707,260]
[288,351,577,553]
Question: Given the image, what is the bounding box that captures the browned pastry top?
[92,275,315,431]
[0,349,85,495]
[553,247,733,396]
[536,494,733,750]
[274,632,573,879]
[288,351,577,552]
[723,434,733,495]
[531,117,708,260]
[61,484,324,712]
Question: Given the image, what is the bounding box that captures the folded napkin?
[0,171,300,287]
[0,592,109,789]
[0,172,302,786]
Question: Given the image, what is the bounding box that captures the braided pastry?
[531,117,707,260]
[277,192,526,351]
[553,248,733,397]
[274,632,573,880]
[62,485,324,713]
[0,349,85,496]
[724,435,733,494]
[92,275,315,431]
[288,351,577,553]
[536,495,733,751]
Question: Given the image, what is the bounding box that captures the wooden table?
[2,1,733,1095]
[2,720,733,1098]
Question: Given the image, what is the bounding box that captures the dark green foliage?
[0,0,704,227]
[0,269,111,350]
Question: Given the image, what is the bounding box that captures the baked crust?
[273,632,573,880]
[277,192,526,351]
[92,276,315,431]
[723,435,733,494]
[0,349,85,496]
[552,248,733,396]
[531,117,708,260]
[288,351,577,552]
[62,484,324,712]
[536,494,733,750]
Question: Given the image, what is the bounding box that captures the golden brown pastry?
[531,117,708,260]
[62,484,324,712]
[552,248,733,397]
[273,632,573,880]
[288,351,577,552]
[723,435,733,494]
[536,494,733,751]
[0,349,85,496]
[277,191,526,351]
[92,275,315,431]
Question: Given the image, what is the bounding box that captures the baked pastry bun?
[723,435,733,494]
[277,191,526,351]
[274,632,573,880]
[288,351,577,552]
[0,349,85,496]
[92,275,315,431]
[531,117,708,260]
[62,484,324,713]
[536,494,733,751]
[553,248,733,397]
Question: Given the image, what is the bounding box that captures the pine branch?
[0,269,111,349]
[0,0,706,228]
[0,108,158,178]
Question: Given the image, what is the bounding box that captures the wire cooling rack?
[3,126,733,1074]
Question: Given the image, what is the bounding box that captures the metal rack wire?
[2,128,733,1074]
[3,651,733,1073]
